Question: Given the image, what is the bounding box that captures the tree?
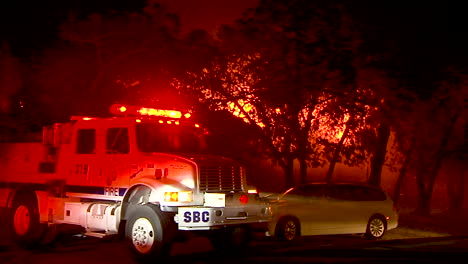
[0,42,21,113]
[437,69,467,216]
[400,69,466,216]
[174,0,373,188]
[56,2,184,116]
[0,42,26,140]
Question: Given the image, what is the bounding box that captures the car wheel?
[275,217,300,241]
[365,215,387,239]
[125,204,174,260]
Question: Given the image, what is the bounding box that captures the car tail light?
[239,194,249,204]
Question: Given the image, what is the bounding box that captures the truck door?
[100,127,130,187]
[69,128,99,186]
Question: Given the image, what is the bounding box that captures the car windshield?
[136,123,206,153]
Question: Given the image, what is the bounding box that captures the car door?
[322,184,364,234]
[278,184,332,236]
[351,186,390,231]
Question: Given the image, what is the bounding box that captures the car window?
[301,184,326,197]
[282,184,325,199]
[325,185,355,201]
[352,186,387,201]
[326,185,387,201]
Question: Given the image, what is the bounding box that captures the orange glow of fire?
[227,100,265,128]
[175,53,376,146]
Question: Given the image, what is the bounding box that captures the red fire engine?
[0,104,272,259]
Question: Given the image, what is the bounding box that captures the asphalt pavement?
[2,207,468,264]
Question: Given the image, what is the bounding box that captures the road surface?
[3,207,468,264]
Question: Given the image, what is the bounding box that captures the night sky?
[1,0,466,77]
[0,0,258,57]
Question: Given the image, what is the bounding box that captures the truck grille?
[199,166,245,192]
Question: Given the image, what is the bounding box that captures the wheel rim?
[369,218,385,238]
[14,205,31,236]
[131,218,155,254]
[283,220,297,241]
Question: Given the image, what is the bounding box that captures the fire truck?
[0,104,272,259]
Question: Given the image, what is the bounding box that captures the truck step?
[84,231,110,238]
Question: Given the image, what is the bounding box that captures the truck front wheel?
[125,204,174,260]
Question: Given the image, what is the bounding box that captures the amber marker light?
[164,191,193,202]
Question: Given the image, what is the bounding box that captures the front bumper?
[174,206,272,230]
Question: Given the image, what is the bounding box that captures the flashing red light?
[138,107,182,118]
[239,194,249,205]
[110,104,182,118]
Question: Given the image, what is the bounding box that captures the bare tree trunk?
[325,121,351,183]
[446,157,467,216]
[415,112,460,216]
[282,156,295,189]
[393,136,416,207]
[368,121,390,187]
[299,158,307,184]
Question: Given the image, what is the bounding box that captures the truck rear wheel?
[125,204,174,260]
[11,193,45,248]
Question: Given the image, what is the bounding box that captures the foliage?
[173,0,384,188]
[54,3,186,115]
[0,43,22,113]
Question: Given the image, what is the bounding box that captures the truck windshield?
[136,123,206,153]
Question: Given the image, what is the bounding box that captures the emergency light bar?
[110,104,183,118]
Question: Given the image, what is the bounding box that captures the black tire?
[209,225,251,252]
[11,193,46,248]
[125,204,174,261]
[365,215,387,239]
[275,216,300,241]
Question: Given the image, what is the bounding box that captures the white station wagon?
[267,182,399,241]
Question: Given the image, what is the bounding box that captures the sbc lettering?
[183,211,209,223]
